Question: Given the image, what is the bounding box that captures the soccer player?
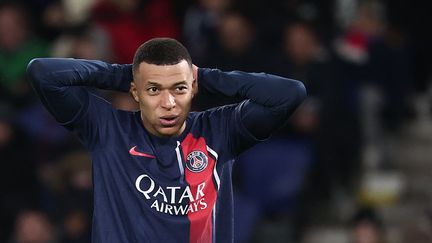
[27,38,306,243]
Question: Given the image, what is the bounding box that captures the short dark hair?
[132,38,192,75]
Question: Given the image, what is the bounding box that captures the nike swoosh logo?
[129,146,156,159]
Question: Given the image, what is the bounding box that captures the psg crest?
[186,151,208,173]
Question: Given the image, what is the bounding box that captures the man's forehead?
[138,60,190,73]
[136,61,192,83]
[139,73,190,87]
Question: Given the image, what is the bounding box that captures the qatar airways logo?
[135,174,207,215]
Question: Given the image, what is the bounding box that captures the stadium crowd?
[0,0,430,242]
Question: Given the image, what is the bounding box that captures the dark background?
[1,0,431,242]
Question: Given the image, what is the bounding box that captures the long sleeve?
[198,68,307,152]
[27,58,132,125]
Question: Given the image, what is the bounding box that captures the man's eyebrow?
[173,81,188,86]
[146,81,162,87]
[146,81,188,87]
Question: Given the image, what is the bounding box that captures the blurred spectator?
[52,24,113,61]
[60,209,90,243]
[334,0,385,65]
[0,105,39,242]
[39,0,109,41]
[192,11,258,110]
[333,0,413,173]
[182,0,232,63]
[92,0,180,63]
[349,207,387,243]
[62,0,96,26]
[37,151,92,215]
[204,11,262,72]
[335,0,413,132]
[39,0,67,41]
[269,20,327,89]
[234,134,314,242]
[9,209,56,243]
[232,19,322,243]
[265,20,365,241]
[0,2,50,108]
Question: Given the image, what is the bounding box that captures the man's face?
[131,60,197,137]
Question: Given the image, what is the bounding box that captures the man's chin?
[155,126,183,137]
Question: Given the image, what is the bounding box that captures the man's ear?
[192,64,198,97]
[130,81,139,103]
[192,78,198,97]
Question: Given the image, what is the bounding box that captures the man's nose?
[160,91,176,109]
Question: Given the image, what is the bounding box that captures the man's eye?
[147,87,159,94]
[175,86,187,92]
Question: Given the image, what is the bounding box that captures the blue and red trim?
[181,133,219,243]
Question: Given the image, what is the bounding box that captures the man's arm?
[197,68,307,151]
[27,58,132,125]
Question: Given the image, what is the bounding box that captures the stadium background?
[0,0,431,242]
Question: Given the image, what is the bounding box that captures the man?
[27,38,306,243]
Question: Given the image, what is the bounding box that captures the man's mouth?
[159,116,179,127]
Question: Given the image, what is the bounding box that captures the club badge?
[186,151,208,173]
